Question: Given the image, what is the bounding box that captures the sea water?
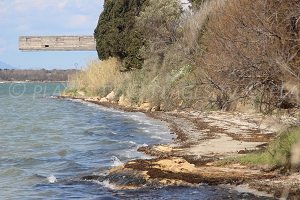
[0,82,273,199]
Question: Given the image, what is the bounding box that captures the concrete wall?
[19,36,96,51]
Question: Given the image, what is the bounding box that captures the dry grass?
[180,0,227,55]
[66,58,123,96]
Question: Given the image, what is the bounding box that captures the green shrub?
[220,127,300,171]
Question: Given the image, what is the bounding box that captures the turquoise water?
[0,83,273,199]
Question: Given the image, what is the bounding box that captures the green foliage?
[137,0,182,53]
[94,0,148,70]
[188,0,207,8]
[63,88,79,97]
[219,127,300,170]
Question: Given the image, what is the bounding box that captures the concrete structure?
[19,36,96,51]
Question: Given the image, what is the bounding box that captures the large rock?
[99,97,109,103]
[106,91,115,101]
[151,105,160,112]
[77,91,85,97]
[118,95,131,107]
[139,102,152,111]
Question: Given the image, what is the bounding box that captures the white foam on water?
[93,179,116,190]
[118,140,136,145]
[137,143,148,148]
[47,175,57,183]
[92,171,108,177]
[232,184,274,198]
[150,135,163,140]
[126,113,158,126]
[69,99,172,142]
[70,99,124,114]
[111,156,123,167]
[128,141,136,145]
[118,147,152,160]
[101,180,116,190]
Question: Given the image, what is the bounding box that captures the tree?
[94,0,148,71]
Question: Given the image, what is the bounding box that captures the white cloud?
[9,0,102,13]
[0,38,6,54]
[57,0,68,11]
[14,0,44,12]
[16,24,32,32]
[73,0,104,12]
[12,0,69,12]
[0,47,5,54]
[0,0,102,17]
[0,1,11,18]
[0,38,6,45]
[67,14,90,28]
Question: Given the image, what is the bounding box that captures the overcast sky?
[0,0,104,69]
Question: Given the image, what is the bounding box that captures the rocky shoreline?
[59,95,300,199]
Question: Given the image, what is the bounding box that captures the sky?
[0,0,104,69]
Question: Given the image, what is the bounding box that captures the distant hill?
[0,61,15,69]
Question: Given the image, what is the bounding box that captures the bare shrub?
[200,0,300,112]
[180,0,227,56]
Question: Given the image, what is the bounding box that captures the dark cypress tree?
[94,0,148,70]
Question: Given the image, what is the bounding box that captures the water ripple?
[0,83,268,199]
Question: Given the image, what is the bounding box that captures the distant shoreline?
[0,69,77,83]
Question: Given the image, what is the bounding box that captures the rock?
[100,97,109,103]
[119,95,131,107]
[85,97,101,102]
[151,106,160,112]
[106,91,115,101]
[77,91,85,96]
[160,104,166,111]
[85,97,94,101]
[139,102,152,111]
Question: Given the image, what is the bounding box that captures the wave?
[47,175,57,183]
[68,99,171,140]
[93,179,117,190]
[111,156,124,167]
[116,147,152,160]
